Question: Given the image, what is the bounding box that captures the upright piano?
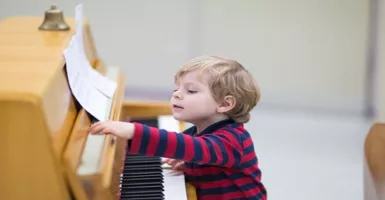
[0,16,196,200]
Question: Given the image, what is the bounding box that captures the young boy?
[89,56,267,200]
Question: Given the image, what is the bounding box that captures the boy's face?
[171,70,220,124]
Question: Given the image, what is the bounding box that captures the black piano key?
[123,197,164,200]
[121,194,164,200]
[122,177,163,182]
[121,193,163,197]
[121,194,164,198]
[124,163,160,166]
[124,159,160,164]
[121,184,164,189]
[120,176,163,182]
[124,158,160,163]
[121,173,163,177]
[122,171,161,176]
[124,162,160,166]
[121,197,163,200]
[120,180,164,186]
[122,197,163,200]
[126,153,158,156]
[125,155,158,158]
[121,181,163,187]
[121,188,164,195]
[124,167,162,172]
[121,196,164,200]
[121,185,164,192]
[121,177,163,184]
[121,189,165,194]
[121,178,163,183]
[123,165,161,170]
[124,157,160,162]
[121,176,163,182]
[125,154,151,157]
[121,173,163,179]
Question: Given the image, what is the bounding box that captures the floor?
[248,107,372,200]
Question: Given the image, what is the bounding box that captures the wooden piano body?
[364,123,385,200]
[0,16,196,200]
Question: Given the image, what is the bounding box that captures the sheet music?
[74,4,117,98]
[75,4,84,56]
[63,37,110,121]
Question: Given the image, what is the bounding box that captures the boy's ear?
[217,95,236,113]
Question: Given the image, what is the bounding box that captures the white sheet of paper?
[72,39,118,98]
[75,4,84,56]
[87,66,118,98]
[63,38,110,121]
[74,4,117,98]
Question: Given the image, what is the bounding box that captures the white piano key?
[162,169,188,200]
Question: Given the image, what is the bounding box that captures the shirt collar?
[183,119,237,136]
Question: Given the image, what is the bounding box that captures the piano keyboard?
[120,118,188,200]
[120,153,164,199]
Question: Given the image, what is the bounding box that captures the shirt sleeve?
[128,123,244,168]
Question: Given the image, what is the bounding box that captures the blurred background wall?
[0,0,374,115]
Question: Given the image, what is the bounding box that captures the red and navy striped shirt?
[129,119,267,200]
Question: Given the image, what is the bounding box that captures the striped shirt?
[129,119,267,200]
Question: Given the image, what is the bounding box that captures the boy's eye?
[187,90,197,93]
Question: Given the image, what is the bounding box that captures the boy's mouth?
[173,104,184,109]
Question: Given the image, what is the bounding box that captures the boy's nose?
[173,91,183,100]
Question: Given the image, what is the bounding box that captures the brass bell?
[38,5,70,31]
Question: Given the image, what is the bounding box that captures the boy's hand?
[162,158,184,171]
[88,120,135,140]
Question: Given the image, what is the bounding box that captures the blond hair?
[174,56,261,123]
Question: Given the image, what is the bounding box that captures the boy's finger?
[168,159,179,166]
[88,124,101,134]
[173,162,184,171]
[99,127,112,135]
[89,121,102,129]
[165,159,174,164]
[89,123,107,134]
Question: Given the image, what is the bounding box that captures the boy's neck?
[194,115,230,134]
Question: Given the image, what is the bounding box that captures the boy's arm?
[128,123,243,168]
